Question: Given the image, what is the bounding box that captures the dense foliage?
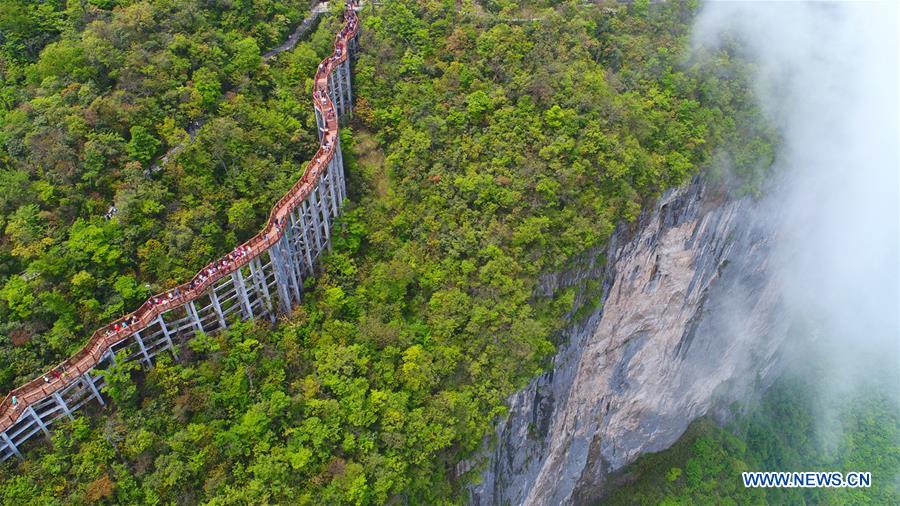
[1,0,780,504]
[0,0,321,390]
[604,373,900,506]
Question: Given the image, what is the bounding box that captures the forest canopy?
[605,369,899,505]
[0,0,321,391]
[1,0,777,503]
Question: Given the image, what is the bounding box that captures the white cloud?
[693,1,899,395]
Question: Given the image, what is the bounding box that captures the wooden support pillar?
[53,393,74,421]
[1,433,21,459]
[208,286,228,329]
[233,269,254,321]
[26,406,50,440]
[84,372,104,407]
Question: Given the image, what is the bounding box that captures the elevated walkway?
[0,1,362,462]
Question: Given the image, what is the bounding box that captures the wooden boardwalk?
[0,1,361,462]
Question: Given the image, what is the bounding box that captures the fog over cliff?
[693,1,899,404]
[470,4,898,504]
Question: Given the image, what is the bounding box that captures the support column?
[156,315,175,355]
[327,160,340,217]
[133,330,152,366]
[330,71,341,117]
[249,257,274,320]
[53,393,73,421]
[84,372,104,406]
[320,182,334,227]
[332,70,346,118]
[343,58,353,117]
[288,243,304,299]
[290,209,316,274]
[328,75,340,117]
[315,107,325,141]
[306,194,325,254]
[335,137,346,205]
[283,210,308,285]
[268,245,293,313]
[1,433,21,459]
[233,269,254,321]
[342,64,351,118]
[208,286,228,329]
[280,211,299,268]
[188,300,204,334]
[277,235,303,303]
[315,185,332,250]
[26,406,50,439]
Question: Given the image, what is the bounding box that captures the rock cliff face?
[470,177,789,505]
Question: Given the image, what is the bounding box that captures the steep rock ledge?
[471,177,788,505]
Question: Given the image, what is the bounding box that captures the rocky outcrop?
[470,176,788,505]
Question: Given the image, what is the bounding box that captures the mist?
[692,2,899,412]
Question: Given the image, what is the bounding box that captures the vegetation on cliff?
[604,372,899,506]
[0,0,774,503]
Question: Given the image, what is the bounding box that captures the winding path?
[150,1,332,175]
[0,0,361,461]
[263,2,332,60]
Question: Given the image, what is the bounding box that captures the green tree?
[227,199,256,236]
[227,36,262,80]
[192,66,222,111]
[99,351,140,407]
[126,125,161,165]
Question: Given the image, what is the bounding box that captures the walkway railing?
[0,1,361,461]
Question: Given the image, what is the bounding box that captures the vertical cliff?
[470,177,788,505]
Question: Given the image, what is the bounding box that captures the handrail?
[0,1,361,433]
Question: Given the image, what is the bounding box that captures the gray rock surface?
[470,177,788,505]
